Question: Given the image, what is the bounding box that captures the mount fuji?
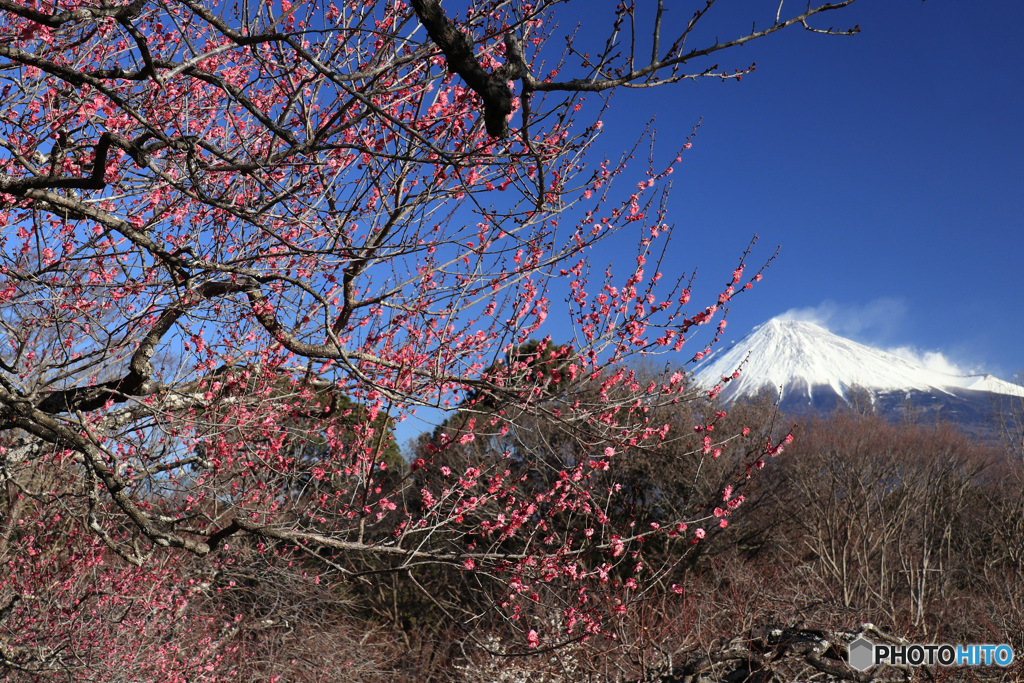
[692,318,1023,429]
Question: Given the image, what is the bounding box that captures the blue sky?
[399,0,1023,447]
[575,0,1023,381]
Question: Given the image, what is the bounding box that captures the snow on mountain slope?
[693,318,1024,403]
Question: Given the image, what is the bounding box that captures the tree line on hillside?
[4,351,1021,680]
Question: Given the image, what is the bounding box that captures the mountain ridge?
[692,318,1022,429]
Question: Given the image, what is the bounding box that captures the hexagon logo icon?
[849,637,875,672]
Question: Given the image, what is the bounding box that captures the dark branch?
[0,132,112,193]
[0,0,146,28]
[411,0,524,138]
[36,279,251,414]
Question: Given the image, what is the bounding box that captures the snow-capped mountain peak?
[693,318,1023,404]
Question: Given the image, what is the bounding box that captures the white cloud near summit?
[885,346,978,377]
[777,298,980,378]
[777,297,908,340]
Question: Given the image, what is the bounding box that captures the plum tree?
[0,0,861,676]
